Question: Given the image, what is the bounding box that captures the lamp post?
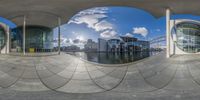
[23,15,26,55]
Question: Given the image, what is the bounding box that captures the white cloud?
[53,35,87,47]
[125,33,133,37]
[68,7,119,39]
[72,31,78,35]
[77,7,109,16]
[94,20,113,32]
[68,7,109,31]
[100,30,117,39]
[60,36,73,46]
[61,37,69,43]
[74,36,87,44]
[68,14,107,29]
[156,29,161,32]
[133,27,148,37]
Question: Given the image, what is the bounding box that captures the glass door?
[0,28,5,50]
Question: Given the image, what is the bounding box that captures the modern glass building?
[0,25,5,50]
[170,19,200,54]
[175,22,200,53]
[107,39,122,52]
[11,25,53,52]
[98,36,150,52]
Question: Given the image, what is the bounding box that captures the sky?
[1,7,200,48]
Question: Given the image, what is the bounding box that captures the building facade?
[61,45,80,52]
[0,23,10,54]
[107,39,123,52]
[11,25,54,52]
[98,36,150,52]
[84,39,98,51]
[170,19,200,55]
[98,38,108,52]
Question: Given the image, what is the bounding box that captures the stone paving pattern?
[1,52,200,100]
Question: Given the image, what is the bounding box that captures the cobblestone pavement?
[1,52,200,100]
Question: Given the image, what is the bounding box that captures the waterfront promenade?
[1,52,200,99]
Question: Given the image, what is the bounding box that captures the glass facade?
[174,22,200,53]
[107,39,122,52]
[11,26,53,52]
[0,26,5,50]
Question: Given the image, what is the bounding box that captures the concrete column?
[58,17,61,55]
[23,15,26,55]
[6,25,10,54]
[166,8,171,58]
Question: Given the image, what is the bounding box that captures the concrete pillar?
[6,25,10,54]
[23,15,26,55]
[58,17,61,55]
[166,8,171,58]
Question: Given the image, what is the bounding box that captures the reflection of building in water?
[75,51,150,64]
[61,45,80,52]
[98,36,150,52]
[84,39,98,51]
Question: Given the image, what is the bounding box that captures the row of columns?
[22,16,61,55]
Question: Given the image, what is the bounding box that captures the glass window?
[174,22,200,53]
[11,26,53,52]
[0,26,5,49]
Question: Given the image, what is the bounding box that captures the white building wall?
[98,38,107,52]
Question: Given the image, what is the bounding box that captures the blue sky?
[1,7,200,48]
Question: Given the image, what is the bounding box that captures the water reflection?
[68,51,160,64]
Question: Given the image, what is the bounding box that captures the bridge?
[149,35,166,50]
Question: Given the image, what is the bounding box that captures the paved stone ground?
[1,52,200,100]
